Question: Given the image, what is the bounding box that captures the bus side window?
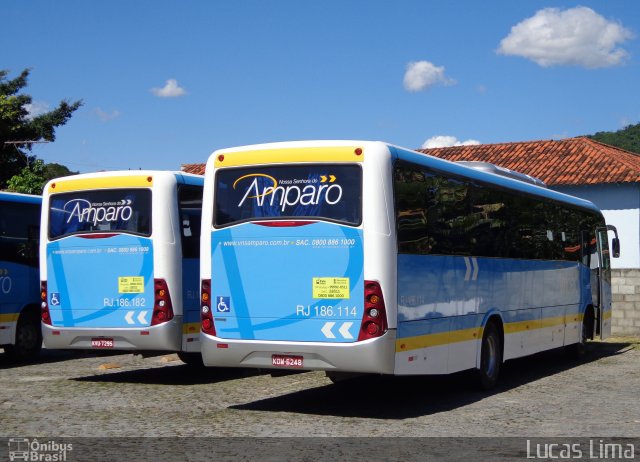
[178,186,203,259]
[0,201,40,267]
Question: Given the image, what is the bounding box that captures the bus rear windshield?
[215,164,362,227]
[49,189,151,240]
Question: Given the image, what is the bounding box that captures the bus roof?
[43,170,203,194]
[0,191,41,204]
[208,140,602,215]
[390,144,601,214]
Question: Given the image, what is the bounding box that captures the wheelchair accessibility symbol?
[50,293,61,306]
[216,296,231,313]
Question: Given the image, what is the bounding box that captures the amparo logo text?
[63,198,133,226]
[234,174,343,212]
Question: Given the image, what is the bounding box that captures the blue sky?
[3,1,640,173]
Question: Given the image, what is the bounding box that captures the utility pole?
[3,140,51,167]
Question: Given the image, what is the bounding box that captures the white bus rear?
[40,171,204,358]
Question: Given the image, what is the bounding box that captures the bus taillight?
[201,279,216,335]
[151,279,174,325]
[358,280,388,341]
[40,281,52,326]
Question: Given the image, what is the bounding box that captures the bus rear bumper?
[42,316,183,352]
[201,330,397,374]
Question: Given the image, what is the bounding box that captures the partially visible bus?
[199,140,619,388]
[0,192,42,362]
[40,171,204,363]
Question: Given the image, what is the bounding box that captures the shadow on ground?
[72,363,266,386]
[230,341,634,419]
[0,347,128,370]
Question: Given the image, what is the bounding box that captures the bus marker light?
[218,155,224,162]
[52,331,60,336]
[40,281,52,326]
[355,148,363,156]
[217,343,229,349]
[358,280,387,341]
[140,331,150,335]
[152,279,174,325]
[201,279,216,335]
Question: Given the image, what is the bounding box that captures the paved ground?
[1,338,639,438]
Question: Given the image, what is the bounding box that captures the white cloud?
[403,61,456,92]
[422,136,481,149]
[151,79,187,98]
[497,7,634,68]
[23,101,50,119]
[94,107,120,122]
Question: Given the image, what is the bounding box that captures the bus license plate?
[272,354,303,368]
[91,338,114,348]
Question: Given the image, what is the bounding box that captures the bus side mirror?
[612,237,620,258]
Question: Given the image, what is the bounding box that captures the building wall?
[553,183,640,336]
[553,183,639,269]
[612,269,640,336]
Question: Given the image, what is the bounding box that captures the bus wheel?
[177,351,204,368]
[477,321,502,391]
[5,309,42,363]
[567,309,593,359]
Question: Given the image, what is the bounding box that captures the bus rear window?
[215,164,362,227]
[49,189,151,240]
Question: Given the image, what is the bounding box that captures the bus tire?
[567,308,593,359]
[477,321,502,391]
[177,351,204,368]
[4,307,42,363]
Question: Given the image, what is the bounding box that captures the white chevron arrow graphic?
[339,322,353,339]
[321,321,336,339]
[464,257,472,281]
[137,311,148,324]
[125,311,135,325]
[464,257,479,281]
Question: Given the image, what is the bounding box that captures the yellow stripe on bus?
[0,313,19,323]
[396,312,588,353]
[214,146,365,168]
[48,175,154,193]
[396,326,483,352]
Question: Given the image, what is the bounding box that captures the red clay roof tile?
[181,138,640,185]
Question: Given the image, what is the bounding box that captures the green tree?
[44,162,78,180]
[1,69,82,189]
[588,123,640,154]
[6,159,47,194]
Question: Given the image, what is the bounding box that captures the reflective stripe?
[215,146,365,167]
[48,175,153,193]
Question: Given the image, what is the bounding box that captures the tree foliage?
[0,69,82,189]
[6,159,47,194]
[588,123,640,155]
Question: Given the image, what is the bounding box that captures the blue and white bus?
[0,192,42,362]
[199,141,619,388]
[40,171,204,363]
